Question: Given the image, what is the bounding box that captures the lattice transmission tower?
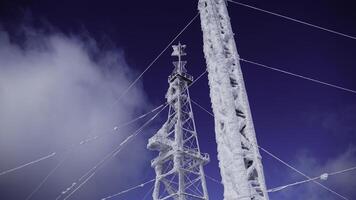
[198,0,269,199]
[147,43,210,200]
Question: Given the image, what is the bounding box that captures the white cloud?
[0,27,152,199]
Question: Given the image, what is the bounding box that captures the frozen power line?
[268,166,356,193]
[23,103,166,200]
[227,0,356,40]
[101,179,155,200]
[115,103,167,128]
[114,13,200,104]
[191,99,214,117]
[259,146,350,200]
[76,103,167,146]
[58,105,168,200]
[205,174,221,185]
[25,154,69,200]
[190,97,351,200]
[329,166,356,176]
[142,184,155,200]
[0,152,56,177]
[240,58,356,95]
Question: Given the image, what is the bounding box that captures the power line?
[268,166,356,193]
[142,184,155,200]
[240,58,356,95]
[191,99,213,117]
[25,154,69,200]
[205,174,221,185]
[114,13,200,104]
[22,103,166,200]
[58,105,168,200]
[259,146,350,200]
[115,104,166,128]
[101,179,155,200]
[0,152,56,177]
[1,103,165,181]
[191,97,350,200]
[268,176,323,193]
[329,166,356,176]
[76,103,167,146]
[226,0,356,40]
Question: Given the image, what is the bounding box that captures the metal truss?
[148,43,210,200]
[198,0,269,199]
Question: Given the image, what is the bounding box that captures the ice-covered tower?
[198,0,269,200]
[148,43,210,200]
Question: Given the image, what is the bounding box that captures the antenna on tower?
[169,42,192,84]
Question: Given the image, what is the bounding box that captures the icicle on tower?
[198,0,269,200]
[148,43,210,200]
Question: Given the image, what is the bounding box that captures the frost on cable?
[147,43,209,200]
[198,0,269,199]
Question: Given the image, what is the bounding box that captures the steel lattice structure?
[198,0,269,199]
[148,43,210,200]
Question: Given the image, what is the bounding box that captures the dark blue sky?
[0,0,356,199]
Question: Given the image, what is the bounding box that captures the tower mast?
[198,0,269,199]
[148,42,210,200]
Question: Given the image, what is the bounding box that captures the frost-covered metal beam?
[198,0,269,199]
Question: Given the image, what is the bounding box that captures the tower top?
[172,42,186,58]
[169,42,193,83]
